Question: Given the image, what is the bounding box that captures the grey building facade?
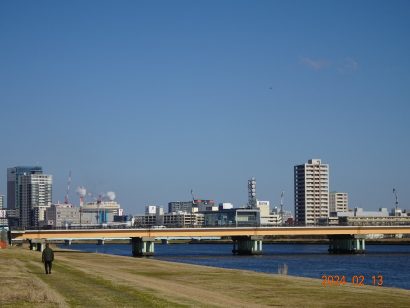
[7,166,42,211]
[45,203,80,228]
[168,201,194,213]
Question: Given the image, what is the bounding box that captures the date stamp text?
[321,274,384,287]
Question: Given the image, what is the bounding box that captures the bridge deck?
[11,226,410,241]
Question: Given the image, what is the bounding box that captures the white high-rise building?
[329,192,348,213]
[294,159,329,225]
[18,174,52,229]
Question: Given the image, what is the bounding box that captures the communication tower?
[393,188,399,216]
[64,170,72,204]
[280,191,285,225]
[190,189,195,204]
[248,177,257,207]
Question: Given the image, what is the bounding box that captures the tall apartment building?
[294,159,329,225]
[7,166,42,210]
[18,173,52,229]
[329,192,348,213]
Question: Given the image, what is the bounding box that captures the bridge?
[10,225,410,256]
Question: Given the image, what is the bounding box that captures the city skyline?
[0,158,403,215]
[1,1,409,214]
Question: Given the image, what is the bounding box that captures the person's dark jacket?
[42,247,54,262]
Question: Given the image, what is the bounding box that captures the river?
[59,243,410,290]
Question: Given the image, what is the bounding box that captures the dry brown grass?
[0,254,67,307]
[1,246,410,307]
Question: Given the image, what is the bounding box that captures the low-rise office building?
[134,206,164,227]
[80,200,122,224]
[44,203,80,228]
[168,200,217,213]
[338,207,410,226]
[254,200,284,226]
[318,207,410,226]
[168,201,194,213]
[163,212,204,228]
[137,205,164,227]
[204,208,260,227]
[134,214,160,227]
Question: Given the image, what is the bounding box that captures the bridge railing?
[8,221,410,232]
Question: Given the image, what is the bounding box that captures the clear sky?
[1,0,409,214]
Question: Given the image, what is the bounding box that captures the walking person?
[42,243,54,274]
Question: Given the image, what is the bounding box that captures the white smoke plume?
[76,186,87,197]
[106,191,116,201]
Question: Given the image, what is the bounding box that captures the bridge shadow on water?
[54,250,91,254]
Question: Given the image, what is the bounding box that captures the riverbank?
[1,247,409,307]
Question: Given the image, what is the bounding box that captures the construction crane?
[190,189,195,204]
[393,188,399,215]
[64,170,72,204]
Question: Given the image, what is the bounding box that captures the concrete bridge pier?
[29,240,46,252]
[328,235,366,254]
[131,237,155,257]
[37,242,46,252]
[29,240,36,251]
[232,236,263,255]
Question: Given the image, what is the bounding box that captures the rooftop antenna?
[393,188,399,215]
[190,189,195,204]
[64,170,72,204]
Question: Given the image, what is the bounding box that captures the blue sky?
[1,1,409,214]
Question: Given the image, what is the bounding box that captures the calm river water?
[59,243,410,290]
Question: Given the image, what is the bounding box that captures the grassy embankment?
[1,246,409,307]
